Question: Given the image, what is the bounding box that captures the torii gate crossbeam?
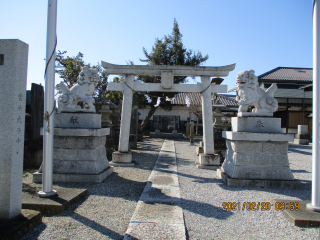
[102,61,236,166]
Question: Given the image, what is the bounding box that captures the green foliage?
[135,19,209,129]
[55,51,108,103]
[55,51,86,87]
[136,18,209,111]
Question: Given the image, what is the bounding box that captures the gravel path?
[20,137,319,239]
[20,138,164,240]
[175,138,319,240]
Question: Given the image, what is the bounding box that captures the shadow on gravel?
[142,187,234,219]
[173,162,312,202]
[215,180,312,201]
[288,144,312,155]
[291,169,311,173]
[71,213,124,240]
[18,223,47,240]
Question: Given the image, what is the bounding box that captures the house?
[138,92,239,133]
[258,67,313,134]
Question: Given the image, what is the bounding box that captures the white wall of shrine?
[137,106,198,121]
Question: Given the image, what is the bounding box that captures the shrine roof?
[258,67,313,83]
[171,92,239,107]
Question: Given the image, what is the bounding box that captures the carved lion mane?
[57,67,99,113]
[236,70,278,114]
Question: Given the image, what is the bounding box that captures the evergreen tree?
[137,19,209,130]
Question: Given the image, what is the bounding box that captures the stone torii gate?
[102,61,235,166]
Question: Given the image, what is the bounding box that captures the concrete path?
[124,139,186,240]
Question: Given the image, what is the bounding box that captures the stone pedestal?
[111,151,134,167]
[196,141,204,155]
[218,116,300,188]
[33,113,113,183]
[197,153,220,169]
[294,125,311,145]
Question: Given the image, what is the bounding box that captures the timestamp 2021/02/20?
[222,202,300,211]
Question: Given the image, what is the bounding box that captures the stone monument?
[0,39,28,219]
[218,70,300,188]
[294,125,311,145]
[33,67,113,183]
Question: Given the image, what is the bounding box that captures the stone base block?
[54,113,101,128]
[232,117,281,133]
[295,133,311,139]
[0,209,42,240]
[33,167,113,183]
[217,169,300,189]
[52,156,110,174]
[294,138,310,145]
[22,187,87,216]
[223,131,294,142]
[196,163,220,169]
[112,151,132,163]
[54,135,106,149]
[222,159,294,180]
[271,199,320,227]
[199,153,220,166]
[196,146,203,156]
[110,162,135,167]
[54,146,107,161]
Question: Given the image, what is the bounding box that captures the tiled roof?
[258,67,313,83]
[216,94,239,106]
[171,92,239,107]
[171,92,201,105]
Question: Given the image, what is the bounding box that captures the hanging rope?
[43,105,56,133]
[43,36,57,133]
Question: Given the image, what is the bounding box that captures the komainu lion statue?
[236,70,278,114]
[57,67,99,113]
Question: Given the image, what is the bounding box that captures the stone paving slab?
[271,199,320,227]
[124,139,186,239]
[130,201,184,224]
[124,222,186,240]
[0,209,42,240]
[22,187,87,215]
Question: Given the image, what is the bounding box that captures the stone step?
[124,139,186,240]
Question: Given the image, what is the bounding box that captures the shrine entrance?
[102,61,235,166]
[153,115,180,132]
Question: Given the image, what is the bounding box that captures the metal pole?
[307,0,320,211]
[38,0,57,198]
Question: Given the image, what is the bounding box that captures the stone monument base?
[34,126,113,183]
[294,133,311,145]
[221,132,294,181]
[111,151,135,167]
[0,209,42,240]
[294,138,310,145]
[217,169,300,189]
[197,153,220,167]
[33,167,113,183]
[196,146,204,156]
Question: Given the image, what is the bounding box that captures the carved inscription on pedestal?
[255,119,264,128]
[70,116,79,124]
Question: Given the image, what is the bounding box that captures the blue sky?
[1,0,313,91]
